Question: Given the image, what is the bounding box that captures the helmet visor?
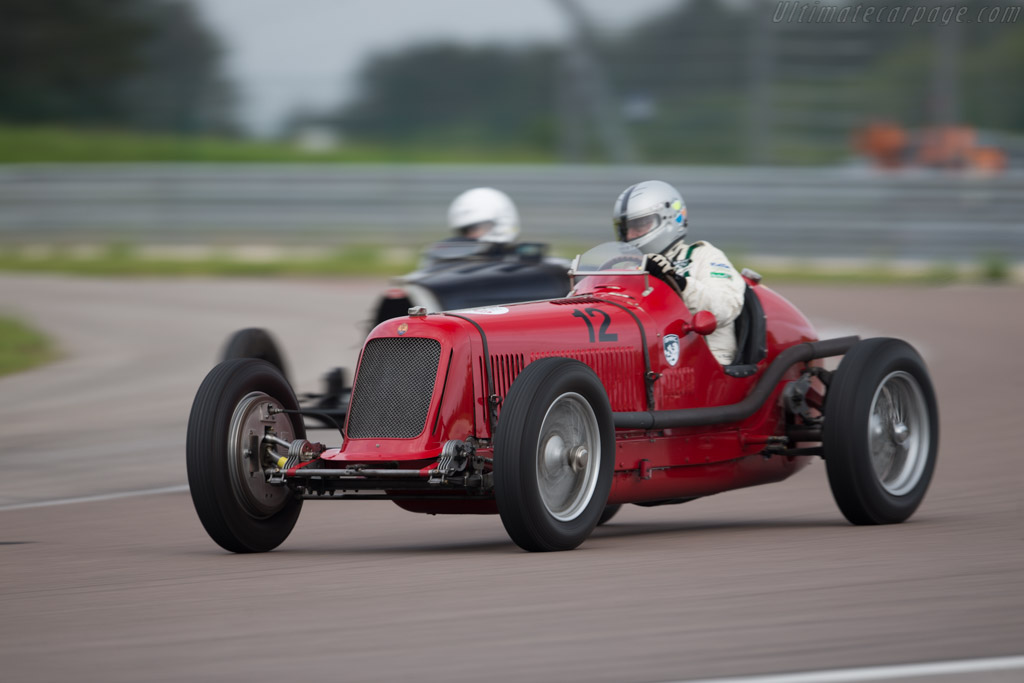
[623,213,659,241]
[455,220,495,239]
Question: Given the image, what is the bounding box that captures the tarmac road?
[1,275,1021,683]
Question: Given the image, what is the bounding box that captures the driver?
[612,180,745,365]
[446,187,520,243]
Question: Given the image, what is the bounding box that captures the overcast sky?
[194,0,680,135]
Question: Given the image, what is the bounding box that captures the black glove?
[647,254,687,291]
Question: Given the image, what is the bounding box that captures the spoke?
[892,385,906,424]
[880,385,893,416]
[867,371,930,496]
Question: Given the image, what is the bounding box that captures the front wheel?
[494,358,614,551]
[823,338,939,525]
[187,359,305,552]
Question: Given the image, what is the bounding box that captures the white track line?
[669,655,1024,683]
[0,484,189,512]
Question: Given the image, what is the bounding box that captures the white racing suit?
[662,240,746,365]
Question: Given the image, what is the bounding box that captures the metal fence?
[1,164,1022,260]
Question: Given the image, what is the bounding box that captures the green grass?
[0,316,58,377]
[0,242,1018,285]
[0,125,555,164]
[0,243,420,277]
[744,253,1018,286]
[978,252,1012,283]
[745,263,966,286]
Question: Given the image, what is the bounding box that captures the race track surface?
[1,275,1021,683]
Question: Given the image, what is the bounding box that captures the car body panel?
[325,258,819,513]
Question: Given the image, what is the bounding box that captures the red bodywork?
[321,271,818,514]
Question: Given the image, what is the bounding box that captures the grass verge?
[0,244,420,277]
[0,243,1017,285]
[745,262,966,286]
[0,125,554,164]
[0,316,58,377]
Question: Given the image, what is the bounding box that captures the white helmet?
[612,180,687,254]
[447,187,520,243]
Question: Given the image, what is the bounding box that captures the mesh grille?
[347,337,442,439]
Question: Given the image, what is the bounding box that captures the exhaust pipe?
[612,336,859,430]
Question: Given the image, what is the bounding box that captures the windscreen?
[574,242,646,272]
[421,240,491,262]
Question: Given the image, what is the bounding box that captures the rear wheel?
[494,358,614,551]
[823,338,938,525]
[187,359,305,552]
[222,328,288,382]
[597,504,622,526]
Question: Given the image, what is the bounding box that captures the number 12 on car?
[572,308,618,343]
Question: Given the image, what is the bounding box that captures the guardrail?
[1,164,1022,260]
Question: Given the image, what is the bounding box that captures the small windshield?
[574,242,646,272]
[420,239,492,263]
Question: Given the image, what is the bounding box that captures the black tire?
[187,359,305,552]
[494,358,614,551]
[823,338,939,525]
[372,294,413,329]
[597,504,622,526]
[221,328,288,382]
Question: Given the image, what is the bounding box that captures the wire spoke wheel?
[868,371,930,496]
[494,358,614,551]
[536,392,601,522]
[824,338,939,525]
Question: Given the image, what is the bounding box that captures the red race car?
[187,242,939,552]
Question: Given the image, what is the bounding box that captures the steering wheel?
[596,256,643,271]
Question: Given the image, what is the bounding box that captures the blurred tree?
[338,44,558,152]
[0,0,236,134]
[120,0,237,134]
[962,25,1024,132]
[0,0,146,124]
[860,21,1024,132]
[603,0,752,163]
[331,0,1024,164]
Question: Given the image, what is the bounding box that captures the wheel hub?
[573,446,589,473]
[228,392,295,518]
[867,371,930,496]
[544,435,567,471]
[543,438,590,472]
[570,446,589,473]
[892,422,910,444]
[536,392,601,522]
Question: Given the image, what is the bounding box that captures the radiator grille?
[347,337,442,439]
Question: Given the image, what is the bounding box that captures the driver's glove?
[647,254,687,291]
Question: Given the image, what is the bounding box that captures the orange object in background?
[855,121,1007,173]
[917,126,975,168]
[854,121,909,169]
[967,145,1008,173]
